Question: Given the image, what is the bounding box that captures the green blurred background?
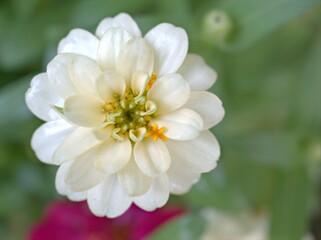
[0,0,320,239]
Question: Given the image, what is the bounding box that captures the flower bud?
[202,10,233,44]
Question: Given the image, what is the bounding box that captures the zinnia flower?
[26,13,224,217]
[30,201,185,240]
[201,209,314,240]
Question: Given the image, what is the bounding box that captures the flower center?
[102,73,167,143]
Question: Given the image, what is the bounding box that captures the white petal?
[64,94,105,127]
[67,192,87,202]
[25,73,63,121]
[58,29,99,60]
[166,131,220,173]
[116,38,154,85]
[134,138,171,177]
[47,54,79,98]
[145,23,188,76]
[95,138,132,174]
[96,71,126,102]
[55,162,87,201]
[88,175,132,218]
[55,161,73,195]
[178,54,217,91]
[50,105,80,127]
[31,120,74,165]
[93,123,114,141]
[48,53,102,97]
[133,174,170,211]
[147,73,190,114]
[184,91,224,130]
[131,71,149,97]
[53,127,101,164]
[65,147,105,192]
[167,156,200,195]
[118,157,152,197]
[97,27,133,71]
[68,55,102,95]
[96,13,141,38]
[153,108,203,140]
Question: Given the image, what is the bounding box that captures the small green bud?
[202,10,233,44]
[129,101,136,109]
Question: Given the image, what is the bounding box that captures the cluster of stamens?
[101,74,167,143]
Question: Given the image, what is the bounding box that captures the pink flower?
[29,201,185,240]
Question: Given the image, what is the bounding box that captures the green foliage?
[0,76,39,142]
[218,0,321,50]
[270,165,312,240]
[150,212,206,240]
[0,0,320,239]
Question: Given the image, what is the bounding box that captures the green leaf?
[219,0,320,50]
[291,32,321,130]
[223,133,299,168]
[269,165,312,240]
[150,212,205,240]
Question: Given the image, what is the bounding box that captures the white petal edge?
[153,108,203,141]
[131,71,149,97]
[53,127,101,164]
[178,54,217,91]
[58,29,99,60]
[166,131,220,173]
[145,23,188,76]
[55,161,87,202]
[148,73,190,114]
[166,155,201,195]
[134,138,171,177]
[133,174,170,211]
[95,138,132,174]
[184,91,225,130]
[31,120,74,165]
[96,12,141,38]
[65,147,105,192]
[116,38,154,85]
[93,124,114,141]
[97,27,133,71]
[68,55,102,95]
[47,54,80,99]
[118,157,152,197]
[96,71,126,102]
[25,73,63,121]
[87,175,132,218]
[64,94,105,127]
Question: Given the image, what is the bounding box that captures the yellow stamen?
[147,123,168,142]
[146,73,157,91]
[104,103,114,112]
[112,101,119,108]
[159,135,168,141]
[158,127,166,134]
[152,123,158,132]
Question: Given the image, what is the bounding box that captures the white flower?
[201,209,268,240]
[201,209,314,240]
[25,13,225,218]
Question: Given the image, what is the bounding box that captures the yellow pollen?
[112,101,119,108]
[103,103,114,112]
[146,73,157,91]
[146,123,168,142]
